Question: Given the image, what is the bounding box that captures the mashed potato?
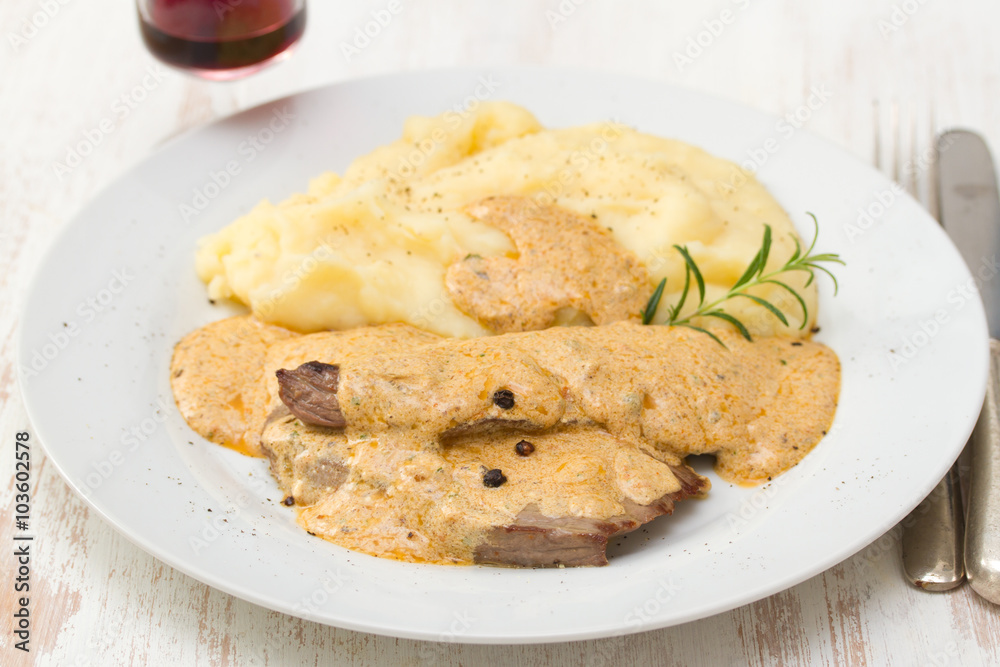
[196,101,816,338]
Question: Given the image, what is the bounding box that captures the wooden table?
[2,1,999,664]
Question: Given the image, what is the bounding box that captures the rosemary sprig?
[643,213,844,343]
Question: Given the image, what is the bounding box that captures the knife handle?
[901,464,965,590]
[966,339,1000,604]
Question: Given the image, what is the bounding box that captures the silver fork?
[877,100,966,590]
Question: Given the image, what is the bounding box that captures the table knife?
[939,129,1000,604]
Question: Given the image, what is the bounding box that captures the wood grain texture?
[2,0,999,665]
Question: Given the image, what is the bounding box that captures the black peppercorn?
[492,389,515,410]
[282,496,295,506]
[515,440,535,456]
[483,468,507,487]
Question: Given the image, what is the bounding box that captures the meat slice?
[264,320,837,565]
[474,464,706,567]
[259,410,352,507]
[275,361,345,428]
[273,320,840,485]
[273,419,707,567]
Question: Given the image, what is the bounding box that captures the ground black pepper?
[282,496,295,506]
[515,440,535,456]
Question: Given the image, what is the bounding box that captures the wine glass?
[136,0,307,81]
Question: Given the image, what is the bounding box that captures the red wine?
[139,0,306,80]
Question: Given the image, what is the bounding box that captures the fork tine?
[891,100,902,186]
[873,99,882,171]
[907,102,920,197]
[927,103,940,220]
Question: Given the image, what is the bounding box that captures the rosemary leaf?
[734,293,790,326]
[673,245,706,307]
[703,311,753,341]
[805,262,841,295]
[761,279,810,330]
[673,259,692,317]
[642,277,667,325]
[733,249,762,290]
[678,324,729,349]
[805,253,846,264]
[788,235,803,263]
[756,225,773,279]
[804,212,821,255]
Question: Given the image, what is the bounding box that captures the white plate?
[18,67,989,643]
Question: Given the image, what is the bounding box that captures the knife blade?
[938,129,1000,604]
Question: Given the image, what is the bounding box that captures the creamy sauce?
[170,316,293,456]
[335,321,839,486]
[170,315,839,564]
[446,196,652,332]
[285,422,689,564]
